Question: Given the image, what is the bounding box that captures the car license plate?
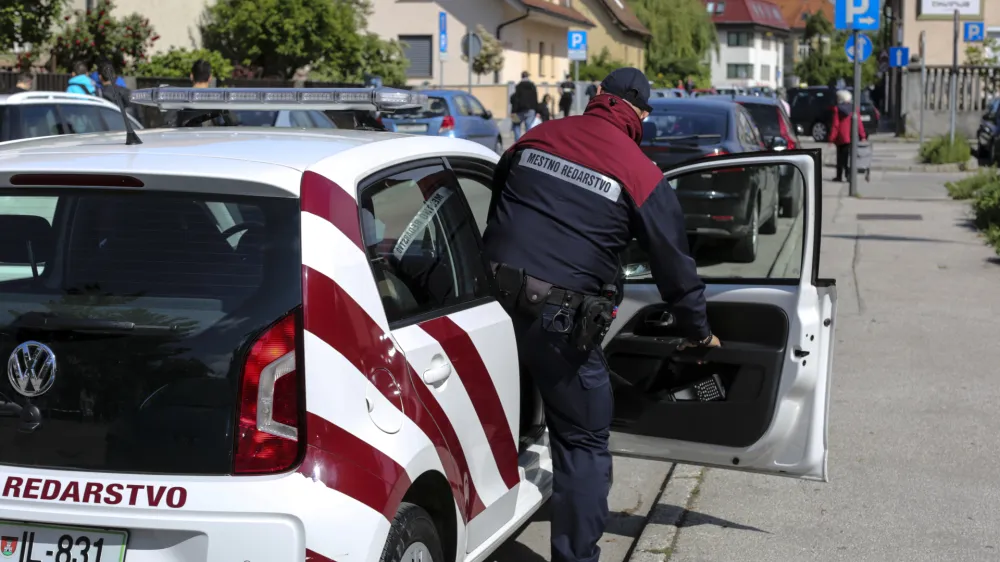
[861,115,871,122]
[0,521,127,562]
[396,124,428,133]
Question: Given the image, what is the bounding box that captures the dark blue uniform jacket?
[482,94,710,340]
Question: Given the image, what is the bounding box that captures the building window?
[728,32,753,47]
[762,35,771,50]
[399,35,432,78]
[707,2,715,12]
[727,64,754,79]
[716,1,725,13]
[539,41,545,77]
[761,64,771,81]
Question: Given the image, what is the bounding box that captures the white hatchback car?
[0,87,837,562]
[0,91,143,142]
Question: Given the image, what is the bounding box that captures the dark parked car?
[640,98,781,262]
[976,98,1000,164]
[787,85,879,141]
[701,94,802,217]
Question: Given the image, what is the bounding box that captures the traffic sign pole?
[574,61,580,115]
[950,10,958,144]
[919,31,926,147]
[850,29,861,198]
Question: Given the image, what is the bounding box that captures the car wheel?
[811,122,827,142]
[732,201,759,263]
[760,193,779,235]
[780,181,802,218]
[493,137,503,154]
[380,503,444,562]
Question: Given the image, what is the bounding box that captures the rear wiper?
[14,312,180,334]
[654,134,722,141]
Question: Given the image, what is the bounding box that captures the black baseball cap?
[600,67,652,112]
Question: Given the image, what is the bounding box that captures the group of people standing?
[509,70,600,141]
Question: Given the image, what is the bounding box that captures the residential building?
[368,0,595,87]
[898,0,995,66]
[704,0,790,89]
[772,0,834,88]
[569,0,651,71]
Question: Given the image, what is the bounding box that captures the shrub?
[919,135,972,165]
[945,167,1000,200]
[50,0,156,73]
[133,47,234,80]
[971,180,1000,230]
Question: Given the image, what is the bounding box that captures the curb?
[820,157,979,173]
[628,464,706,561]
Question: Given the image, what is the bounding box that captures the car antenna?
[112,88,142,145]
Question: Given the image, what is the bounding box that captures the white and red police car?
[0,87,837,562]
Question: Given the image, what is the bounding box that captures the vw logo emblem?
[7,341,57,398]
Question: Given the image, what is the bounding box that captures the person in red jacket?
[828,88,867,182]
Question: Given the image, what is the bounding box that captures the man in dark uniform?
[482,67,720,562]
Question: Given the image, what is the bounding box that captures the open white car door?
[603,152,837,482]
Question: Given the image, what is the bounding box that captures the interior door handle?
[793,349,810,358]
[423,361,452,385]
[644,311,675,328]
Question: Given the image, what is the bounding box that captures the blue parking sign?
[568,31,587,62]
[964,22,985,43]
[888,47,909,68]
[439,12,447,57]
[835,0,880,31]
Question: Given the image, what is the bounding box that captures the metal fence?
[914,65,1000,113]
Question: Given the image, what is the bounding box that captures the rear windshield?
[741,103,781,137]
[227,110,280,126]
[390,96,450,119]
[0,189,301,474]
[646,109,727,143]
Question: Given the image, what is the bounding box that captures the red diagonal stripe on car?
[305,549,337,561]
[301,171,364,251]
[298,412,411,521]
[420,316,521,490]
[303,265,486,521]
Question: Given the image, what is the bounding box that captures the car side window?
[743,111,764,147]
[360,162,491,324]
[60,104,107,134]
[466,96,487,117]
[307,111,336,128]
[454,96,474,117]
[100,108,127,132]
[288,111,315,128]
[17,104,63,138]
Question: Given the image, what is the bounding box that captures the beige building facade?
[68,0,212,54]
[899,0,996,66]
[568,0,649,71]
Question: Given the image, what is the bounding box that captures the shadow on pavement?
[653,505,770,533]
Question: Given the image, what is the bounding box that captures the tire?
[731,200,759,263]
[811,122,827,142]
[380,503,444,562]
[780,183,802,218]
[493,137,503,155]
[760,193,779,235]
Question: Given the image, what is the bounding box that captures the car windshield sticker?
[519,148,622,202]
[392,186,453,260]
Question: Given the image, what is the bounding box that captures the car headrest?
[0,215,54,264]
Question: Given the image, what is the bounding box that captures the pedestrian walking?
[482,67,720,562]
[510,71,538,141]
[7,72,33,93]
[66,62,97,95]
[585,81,598,102]
[97,60,134,117]
[537,94,553,123]
[828,89,867,182]
[559,74,575,118]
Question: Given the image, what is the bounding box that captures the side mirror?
[483,110,493,120]
[768,136,788,151]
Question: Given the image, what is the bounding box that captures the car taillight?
[234,311,302,475]
[439,115,455,133]
[705,148,729,156]
[777,109,797,150]
[704,148,743,172]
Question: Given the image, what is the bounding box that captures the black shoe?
[833,176,843,182]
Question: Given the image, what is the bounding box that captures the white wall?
[68,0,213,54]
[709,28,784,89]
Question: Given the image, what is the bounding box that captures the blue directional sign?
[964,21,985,43]
[439,12,447,58]
[568,31,587,62]
[888,46,909,68]
[835,0,880,31]
[845,33,873,63]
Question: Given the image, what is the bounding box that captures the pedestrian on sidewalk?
[7,72,33,93]
[537,94,553,123]
[559,74,575,118]
[828,89,867,182]
[510,71,538,141]
[97,60,134,118]
[66,62,97,96]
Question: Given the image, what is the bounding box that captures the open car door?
[604,151,837,481]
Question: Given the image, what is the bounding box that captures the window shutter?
[400,35,433,78]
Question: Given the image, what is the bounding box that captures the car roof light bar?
[129,86,428,113]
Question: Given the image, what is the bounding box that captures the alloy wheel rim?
[401,542,432,562]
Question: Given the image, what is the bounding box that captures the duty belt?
[489,262,587,312]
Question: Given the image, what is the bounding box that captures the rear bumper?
[684,215,752,238]
[0,467,389,561]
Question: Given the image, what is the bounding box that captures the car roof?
[697,94,780,106]
[418,90,467,98]
[648,97,733,111]
[0,128,498,196]
[0,91,122,111]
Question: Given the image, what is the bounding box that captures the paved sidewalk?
[637,173,1000,561]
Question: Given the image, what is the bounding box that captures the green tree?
[201,0,407,84]
[133,47,235,79]
[462,25,504,82]
[577,47,625,82]
[794,11,877,87]
[50,0,157,73]
[627,0,717,87]
[0,0,67,55]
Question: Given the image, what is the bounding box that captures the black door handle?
[793,349,810,358]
